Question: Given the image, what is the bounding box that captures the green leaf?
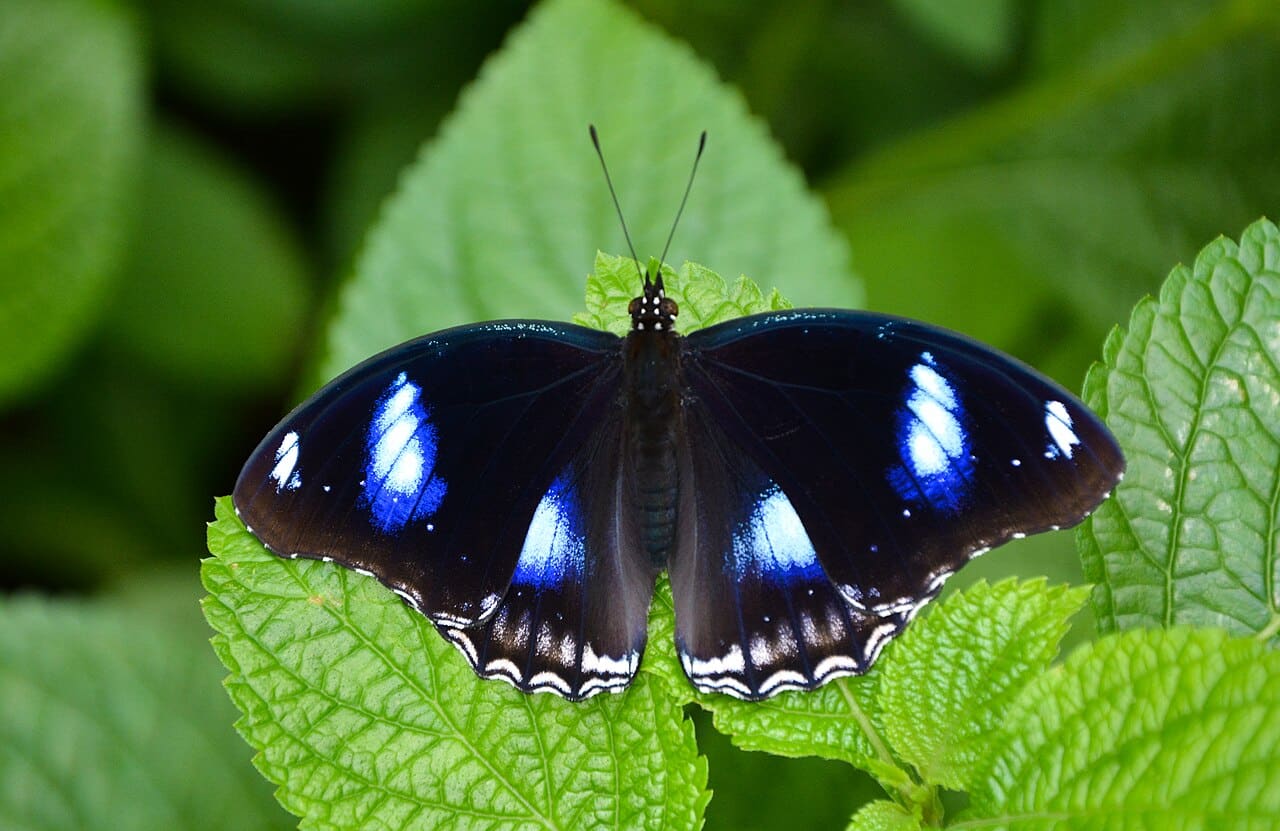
[0,0,143,406]
[203,497,710,830]
[574,253,792,335]
[846,800,922,831]
[696,669,894,779]
[1030,0,1226,75]
[878,579,1089,790]
[825,1,1280,359]
[1079,218,1280,639]
[891,0,1015,68]
[694,709,879,831]
[103,122,312,391]
[146,0,494,111]
[324,0,855,384]
[629,2,994,167]
[0,595,289,831]
[324,92,452,271]
[963,627,1280,829]
[637,576,695,705]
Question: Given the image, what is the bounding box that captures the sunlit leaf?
[1080,218,1280,639]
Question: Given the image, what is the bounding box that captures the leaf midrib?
[266,559,563,831]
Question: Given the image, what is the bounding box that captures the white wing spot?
[1045,400,1080,459]
[269,431,302,491]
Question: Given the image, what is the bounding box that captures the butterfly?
[233,131,1124,701]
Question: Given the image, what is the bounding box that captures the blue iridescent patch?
[730,482,823,582]
[888,353,974,513]
[510,474,586,590]
[361,372,448,532]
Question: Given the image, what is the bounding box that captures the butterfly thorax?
[624,279,683,564]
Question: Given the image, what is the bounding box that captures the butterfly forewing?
[234,321,623,628]
[681,310,1124,620]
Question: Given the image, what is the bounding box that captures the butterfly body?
[623,295,687,562]
[235,273,1123,701]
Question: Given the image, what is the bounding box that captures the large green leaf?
[322,0,855,384]
[0,595,289,831]
[104,122,311,391]
[1079,218,1280,638]
[0,0,143,406]
[696,581,1091,811]
[203,498,710,830]
[963,627,1280,829]
[878,580,1088,791]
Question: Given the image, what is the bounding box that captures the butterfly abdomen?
[633,461,678,563]
[624,330,685,564]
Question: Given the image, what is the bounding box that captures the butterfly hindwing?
[440,412,657,699]
[670,403,906,698]
[682,310,1124,620]
[234,321,623,628]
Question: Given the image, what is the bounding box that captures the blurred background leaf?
[1,0,1277,826]
[0,118,313,590]
[144,0,524,113]
[892,0,1016,68]
[0,0,144,406]
[0,586,292,831]
[103,121,312,391]
[828,0,1280,370]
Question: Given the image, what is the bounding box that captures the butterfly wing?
[670,402,906,698]
[234,321,627,630]
[439,409,657,699]
[671,310,1123,697]
[236,321,658,697]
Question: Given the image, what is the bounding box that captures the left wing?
[234,321,623,630]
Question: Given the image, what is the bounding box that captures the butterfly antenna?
[657,131,707,275]
[589,124,646,285]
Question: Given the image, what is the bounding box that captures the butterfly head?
[629,272,678,332]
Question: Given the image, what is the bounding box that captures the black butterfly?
[234,267,1123,701]
[234,130,1123,701]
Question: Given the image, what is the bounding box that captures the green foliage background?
[1,0,1278,828]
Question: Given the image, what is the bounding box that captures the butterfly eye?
[661,298,678,318]
[628,297,641,316]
